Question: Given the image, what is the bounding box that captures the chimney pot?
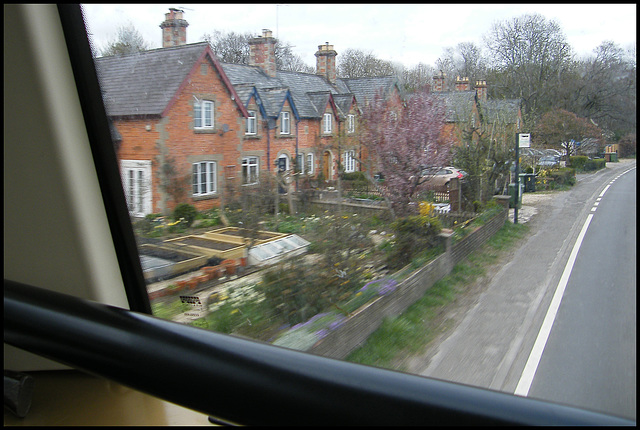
[160,8,188,47]
[315,42,337,83]
[249,29,277,77]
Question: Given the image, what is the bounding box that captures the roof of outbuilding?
[479,99,521,124]
[340,76,399,107]
[430,90,478,122]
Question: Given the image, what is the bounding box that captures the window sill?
[192,194,218,201]
[194,128,217,134]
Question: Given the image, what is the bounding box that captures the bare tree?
[435,42,487,88]
[483,13,573,123]
[203,30,251,64]
[568,41,637,138]
[202,30,313,73]
[400,62,436,92]
[337,48,397,78]
[100,22,151,56]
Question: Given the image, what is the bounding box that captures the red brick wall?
[116,55,246,215]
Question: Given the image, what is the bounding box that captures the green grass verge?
[345,220,529,370]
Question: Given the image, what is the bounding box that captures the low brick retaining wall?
[307,201,509,360]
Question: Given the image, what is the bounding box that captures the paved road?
[412,159,636,419]
[526,164,636,419]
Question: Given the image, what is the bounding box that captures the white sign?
[518,133,531,148]
[180,295,206,318]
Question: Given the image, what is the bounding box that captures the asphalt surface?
[408,160,636,402]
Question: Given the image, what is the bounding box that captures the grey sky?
[82,3,636,68]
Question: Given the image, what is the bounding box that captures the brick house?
[97,9,403,217]
[222,31,403,184]
[431,72,522,145]
[96,40,249,216]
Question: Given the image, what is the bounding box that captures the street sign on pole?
[518,133,530,148]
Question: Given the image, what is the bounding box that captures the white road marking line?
[514,213,594,397]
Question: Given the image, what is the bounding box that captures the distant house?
[431,72,522,145]
[97,9,403,216]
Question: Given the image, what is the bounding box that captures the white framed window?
[194,99,214,129]
[120,160,152,217]
[242,156,259,185]
[246,110,256,135]
[192,161,216,196]
[344,150,356,173]
[306,153,314,175]
[281,111,290,135]
[277,154,289,172]
[323,113,332,134]
[347,114,355,133]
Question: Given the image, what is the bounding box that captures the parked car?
[421,167,466,190]
[537,156,560,168]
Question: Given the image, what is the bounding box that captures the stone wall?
[307,204,508,360]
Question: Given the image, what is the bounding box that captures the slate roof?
[340,76,399,107]
[431,90,478,122]
[479,99,521,124]
[221,62,398,119]
[96,40,399,122]
[95,42,211,117]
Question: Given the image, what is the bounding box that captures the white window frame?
[120,160,152,217]
[323,113,332,134]
[194,99,214,129]
[277,154,289,172]
[246,110,257,135]
[192,161,216,196]
[306,153,314,175]
[347,114,355,133]
[296,153,305,174]
[242,156,259,185]
[280,111,290,135]
[344,150,356,173]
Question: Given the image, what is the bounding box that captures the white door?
[120,160,152,217]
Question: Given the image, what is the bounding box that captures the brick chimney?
[249,29,277,78]
[475,80,487,101]
[433,71,446,92]
[315,42,337,84]
[455,76,470,91]
[160,8,188,47]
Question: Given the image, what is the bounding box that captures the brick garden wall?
[307,204,508,360]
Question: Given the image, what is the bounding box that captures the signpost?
[514,133,530,224]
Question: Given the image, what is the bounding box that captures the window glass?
[306,153,314,174]
[347,114,355,133]
[193,161,216,195]
[323,113,332,133]
[281,112,290,134]
[81,5,637,421]
[242,156,259,184]
[246,110,256,134]
[344,150,356,173]
[195,100,214,129]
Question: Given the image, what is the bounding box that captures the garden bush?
[173,203,197,227]
[552,167,576,186]
[569,155,588,170]
[386,215,442,270]
[584,158,605,171]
